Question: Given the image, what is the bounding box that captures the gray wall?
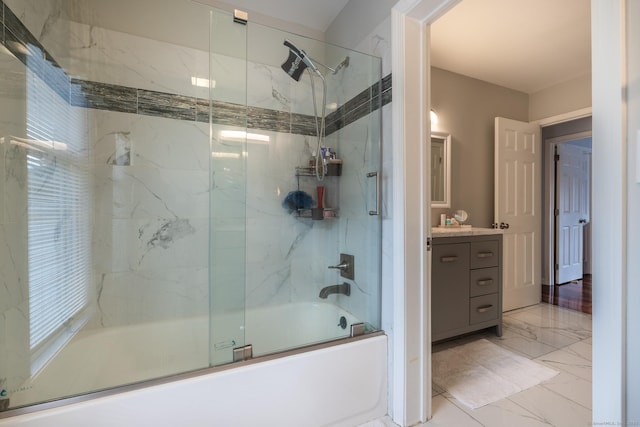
[325,0,396,50]
[431,67,529,227]
[529,74,591,121]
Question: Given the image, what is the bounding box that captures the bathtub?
[1,302,387,427]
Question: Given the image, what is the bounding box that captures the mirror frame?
[430,132,451,208]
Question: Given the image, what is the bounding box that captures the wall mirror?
[430,132,451,207]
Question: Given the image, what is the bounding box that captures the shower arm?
[308,58,337,74]
[307,56,349,75]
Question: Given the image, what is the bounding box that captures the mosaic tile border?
[0,0,390,137]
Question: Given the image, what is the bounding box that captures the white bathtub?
[1,302,387,427]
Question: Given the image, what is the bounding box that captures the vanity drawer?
[470,240,499,269]
[432,243,470,335]
[469,267,499,297]
[469,294,499,324]
[433,243,470,270]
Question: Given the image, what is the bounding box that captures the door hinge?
[555,209,560,216]
[426,237,432,252]
[555,263,559,271]
[233,344,253,362]
[555,154,560,162]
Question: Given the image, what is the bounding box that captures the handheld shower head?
[282,40,323,81]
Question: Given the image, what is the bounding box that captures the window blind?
[26,56,91,356]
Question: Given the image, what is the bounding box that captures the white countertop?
[431,226,503,237]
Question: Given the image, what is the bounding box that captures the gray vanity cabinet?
[432,234,503,342]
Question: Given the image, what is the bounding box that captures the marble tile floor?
[361,303,592,427]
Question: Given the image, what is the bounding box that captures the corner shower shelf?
[295,164,342,177]
[295,207,338,219]
[293,165,340,220]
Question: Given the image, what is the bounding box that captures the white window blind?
[26,56,91,358]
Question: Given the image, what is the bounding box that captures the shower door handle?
[367,171,380,216]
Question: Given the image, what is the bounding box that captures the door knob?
[499,222,510,229]
[579,218,587,224]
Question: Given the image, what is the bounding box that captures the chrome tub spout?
[319,282,351,298]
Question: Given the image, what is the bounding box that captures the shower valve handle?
[329,254,355,280]
[328,262,349,271]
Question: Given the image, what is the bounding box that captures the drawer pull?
[440,256,459,263]
[476,304,494,313]
[477,279,494,286]
[476,252,494,259]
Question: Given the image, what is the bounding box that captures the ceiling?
[431,0,591,94]
[230,0,591,95]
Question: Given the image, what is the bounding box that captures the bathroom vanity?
[431,228,503,342]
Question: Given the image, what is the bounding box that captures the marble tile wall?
[239,41,384,335]
[0,0,214,335]
[324,113,382,326]
[0,0,386,353]
[0,144,30,402]
[90,110,211,327]
[2,0,389,137]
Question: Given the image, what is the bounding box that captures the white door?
[555,143,589,284]
[583,150,592,275]
[495,117,541,311]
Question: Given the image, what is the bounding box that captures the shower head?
[282,40,323,81]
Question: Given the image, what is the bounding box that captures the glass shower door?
[241,21,383,357]
[209,8,248,366]
[209,7,382,365]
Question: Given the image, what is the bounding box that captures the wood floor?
[542,274,592,314]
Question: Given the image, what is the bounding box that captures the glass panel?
[209,8,248,366]
[329,47,383,335]
[241,21,382,357]
[0,0,212,409]
[0,0,382,411]
[0,27,30,410]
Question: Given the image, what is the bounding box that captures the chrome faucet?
[319,282,351,298]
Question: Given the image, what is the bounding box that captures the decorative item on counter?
[282,190,313,212]
[454,209,469,224]
[439,214,461,228]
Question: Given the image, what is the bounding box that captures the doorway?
[541,117,592,314]
[394,0,629,424]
